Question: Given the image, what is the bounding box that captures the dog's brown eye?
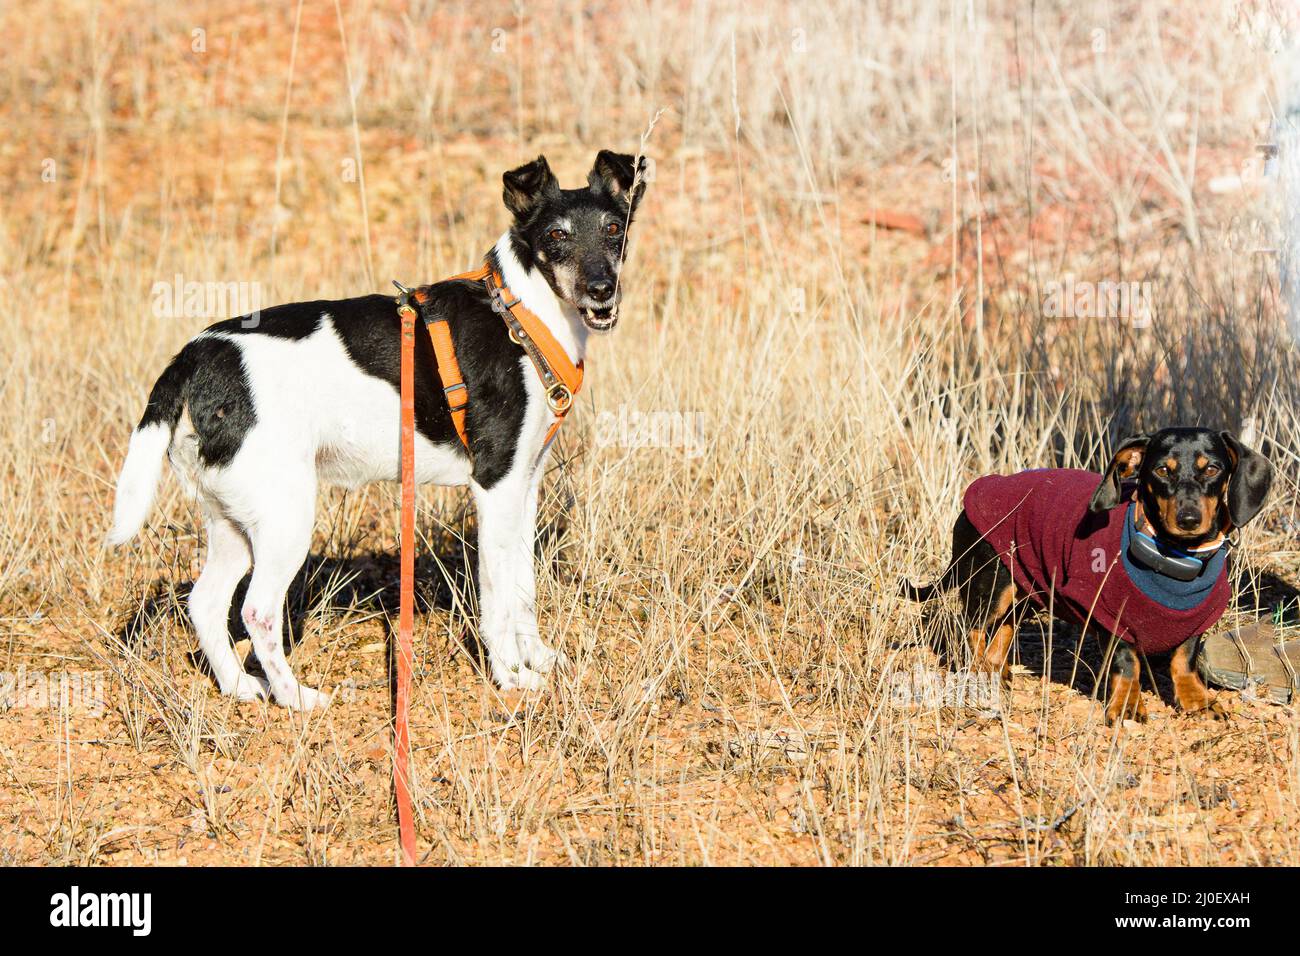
[549,228,568,241]
[1154,465,1170,478]
[1203,465,1220,477]
[606,222,621,236]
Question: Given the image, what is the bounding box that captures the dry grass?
[2,0,1299,865]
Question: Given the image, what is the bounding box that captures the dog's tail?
[899,560,960,602]
[107,354,189,545]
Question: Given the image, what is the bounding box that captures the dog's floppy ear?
[1089,433,1150,513]
[1220,431,1273,529]
[503,155,558,219]
[588,150,647,213]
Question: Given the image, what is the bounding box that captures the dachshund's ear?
[502,155,558,220]
[1220,431,1273,529]
[1089,434,1150,513]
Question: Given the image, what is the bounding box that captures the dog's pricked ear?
[1220,431,1273,528]
[588,150,647,212]
[1089,433,1150,512]
[503,155,558,219]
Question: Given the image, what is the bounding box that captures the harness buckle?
[546,384,573,415]
[487,274,522,315]
[393,279,416,317]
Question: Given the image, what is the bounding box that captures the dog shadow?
[911,606,1110,700]
[917,567,1300,707]
[1232,568,1300,622]
[116,511,575,693]
[117,546,469,686]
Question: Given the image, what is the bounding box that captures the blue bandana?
[1120,503,1228,611]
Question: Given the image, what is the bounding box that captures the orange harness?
[395,263,585,451]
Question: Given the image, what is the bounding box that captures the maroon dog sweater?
[962,469,1230,655]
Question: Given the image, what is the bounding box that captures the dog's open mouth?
[582,306,619,333]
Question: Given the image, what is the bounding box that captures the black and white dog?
[109,150,646,708]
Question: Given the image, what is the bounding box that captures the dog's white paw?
[494,662,547,692]
[278,684,332,711]
[520,638,565,675]
[226,673,270,702]
[512,667,548,692]
[215,668,269,701]
[513,620,567,675]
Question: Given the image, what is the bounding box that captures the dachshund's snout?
[1175,505,1202,531]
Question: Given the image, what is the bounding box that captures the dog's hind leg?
[979,586,1019,686]
[955,520,1017,680]
[189,507,268,701]
[237,470,330,711]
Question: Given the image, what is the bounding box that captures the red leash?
[394,286,418,867]
[386,264,585,864]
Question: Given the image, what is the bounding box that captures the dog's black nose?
[1175,507,1202,530]
[587,278,614,301]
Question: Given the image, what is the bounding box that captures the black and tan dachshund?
[903,427,1273,723]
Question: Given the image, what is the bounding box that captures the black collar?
[1126,503,1227,582]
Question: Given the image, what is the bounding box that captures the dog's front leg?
[512,467,566,675]
[473,473,549,691]
[1105,639,1147,724]
[1171,635,1228,719]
